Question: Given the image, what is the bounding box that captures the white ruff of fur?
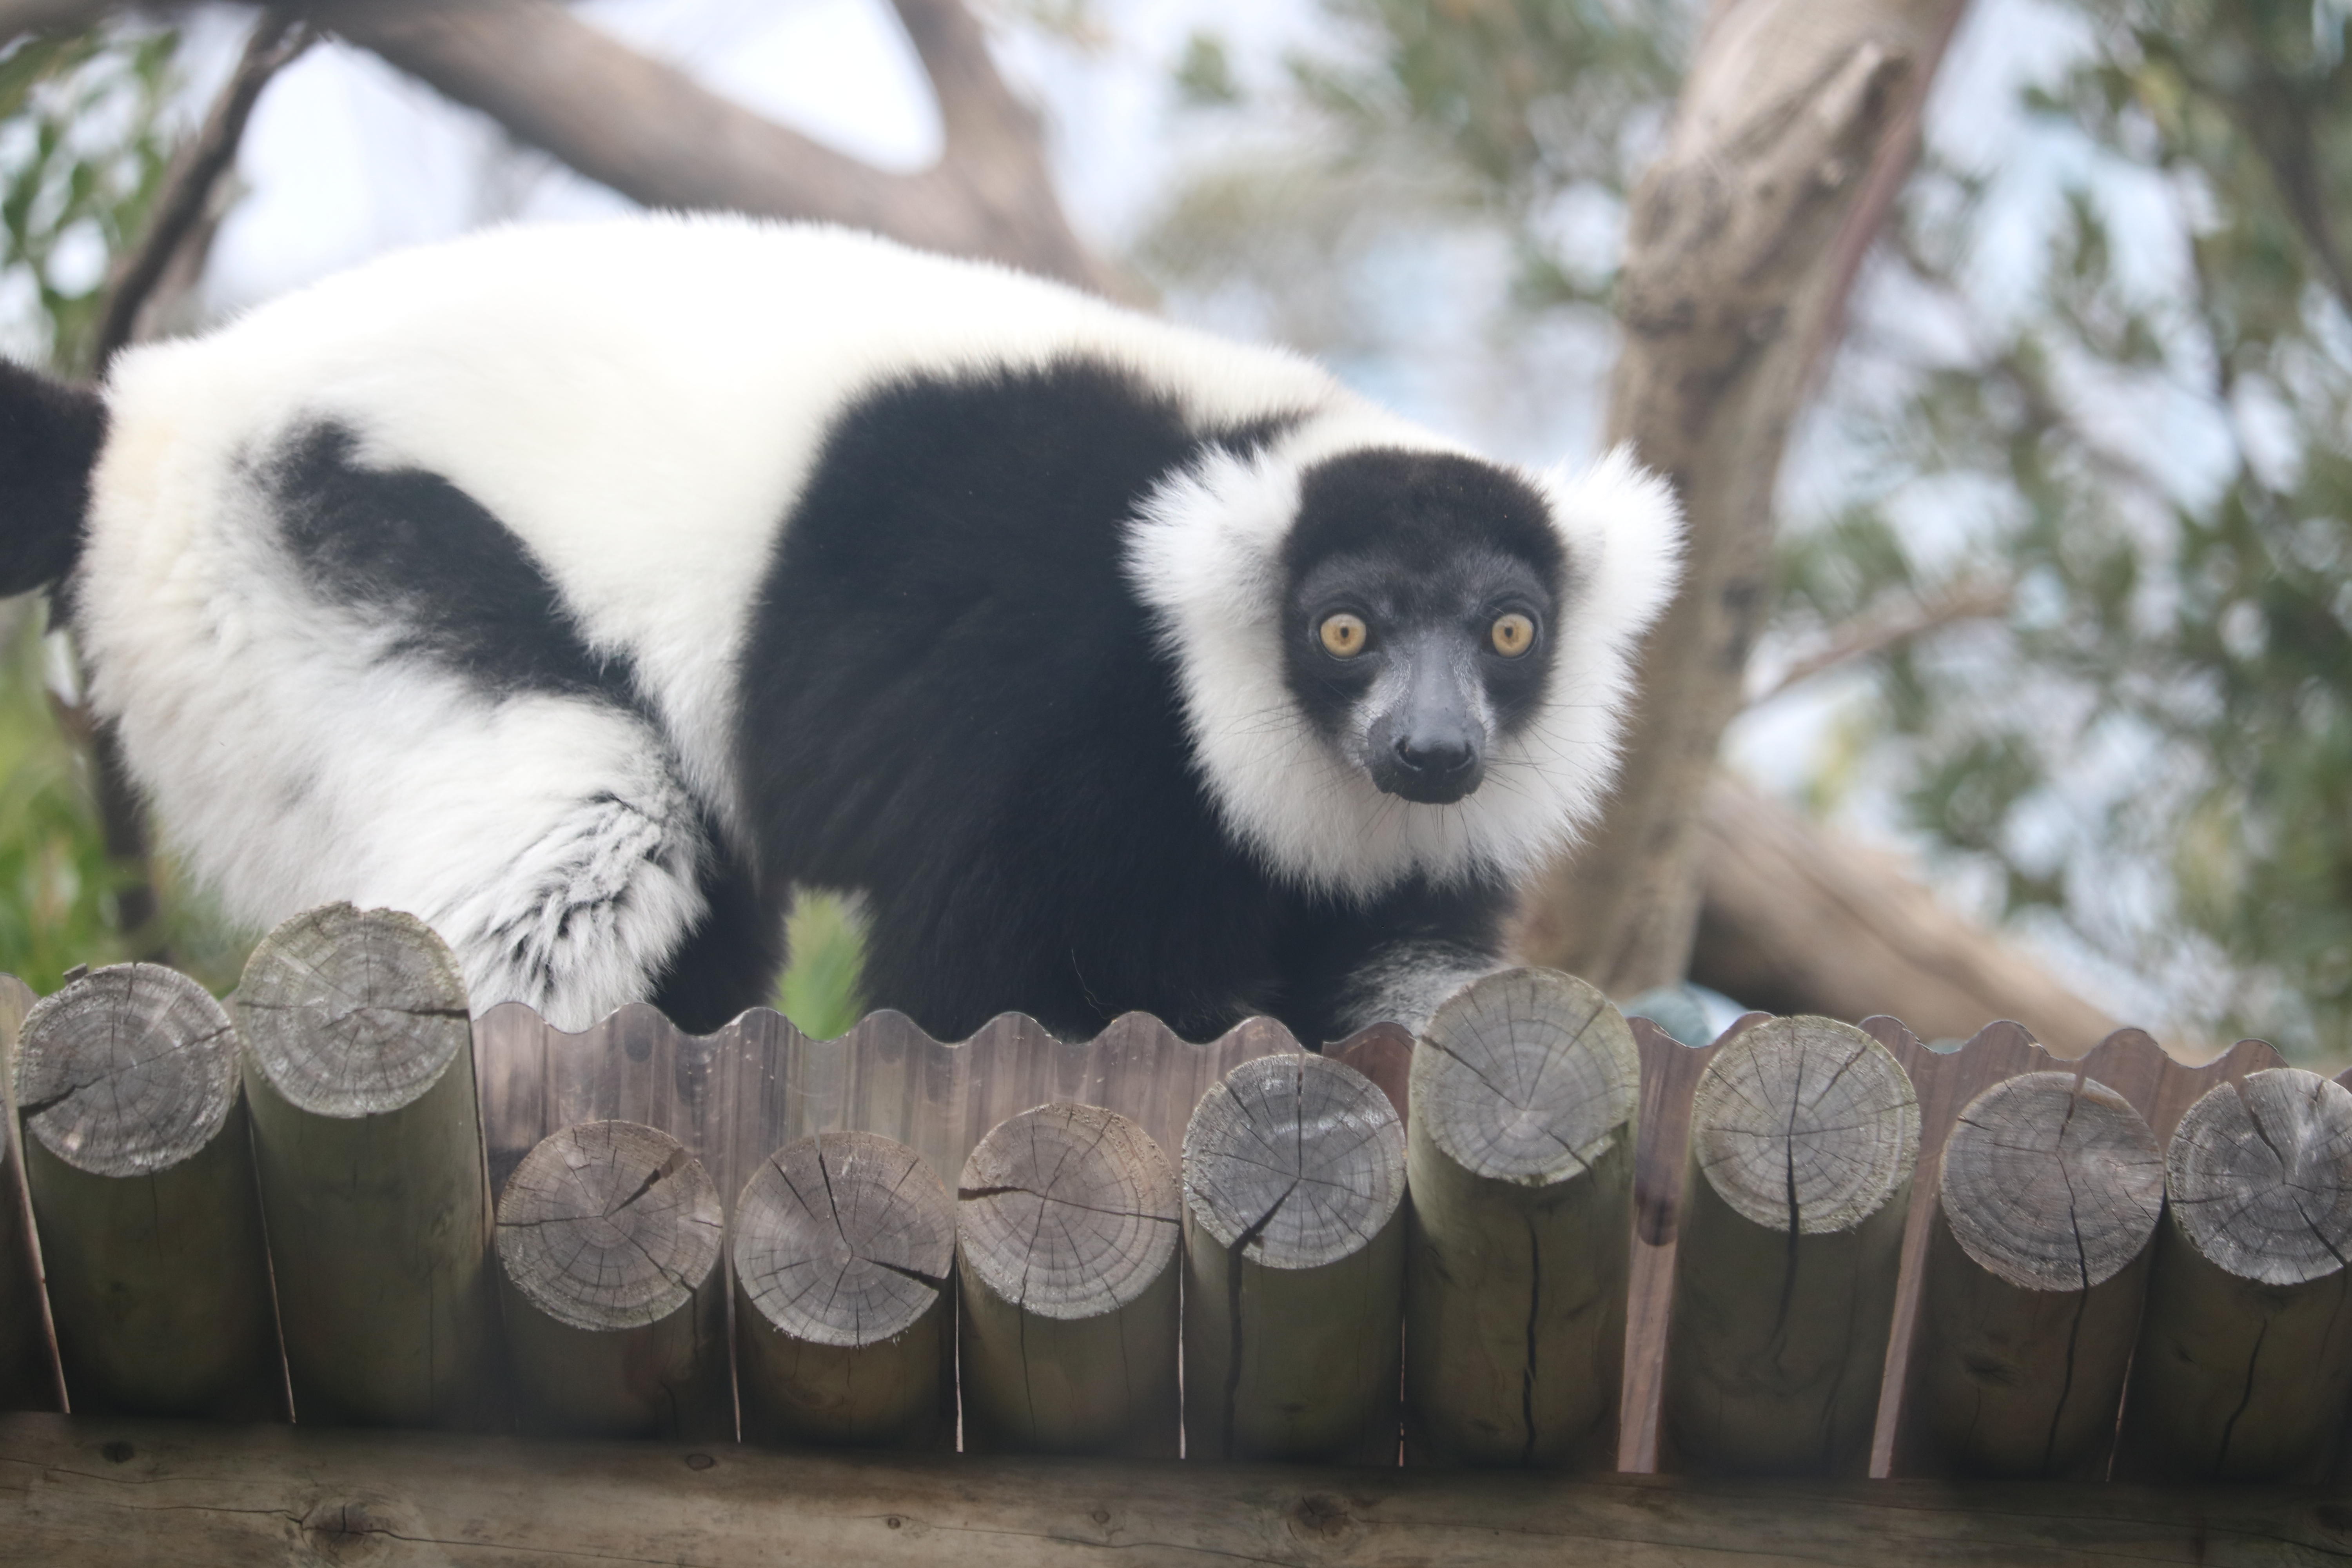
[1126,434,1684,900]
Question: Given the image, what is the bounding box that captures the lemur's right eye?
[1318,613,1368,657]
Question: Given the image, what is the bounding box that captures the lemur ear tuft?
[1537,444,1684,649]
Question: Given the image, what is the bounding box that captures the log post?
[1183,1053,1405,1464]
[956,1102,1180,1457]
[1660,1016,1917,1476]
[2114,1068,2352,1481]
[0,975,61,1412]
[13,964,282,1420]
[234,903,502,1430]
[494,1120,727,1440]
[734,1131,955,1448]
[1403,969,1637,1468]
[1893,1071,2163,1478]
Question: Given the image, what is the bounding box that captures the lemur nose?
[1395,732,1477,779]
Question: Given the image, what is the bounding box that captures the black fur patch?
[727,356,1518,1045]
[735,358,1295,1040]
[267,422,632,701]
[651,839,784,1034]
[0,359,105,596]
[1287,447,1563,580]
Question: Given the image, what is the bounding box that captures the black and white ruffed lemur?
[0,216,1682,1044]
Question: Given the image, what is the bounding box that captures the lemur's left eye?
[1319,613,1368,657]
[1490,613,1536,656]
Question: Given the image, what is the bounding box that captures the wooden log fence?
[4,901,2352,1565]
[13,964,279,1422]
[1181,1052,1405,1464]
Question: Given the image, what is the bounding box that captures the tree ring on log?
[1413,968,1638,1186]
[957,1103,1177,1319]
[1184,1054,1404,1269]
[16,963,236,1178]
[2168,1069,2352,1289]
[737,1131,953,1348]
[1940,1071,2162,1293]
[236,903,471,1118]
[496,1120,720,1334]
[1689,1014,1917,1234]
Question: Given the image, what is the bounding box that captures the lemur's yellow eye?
[1319,613,1368,657]
[1491,613,1535,656]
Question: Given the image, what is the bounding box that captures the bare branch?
[1688,773,2120,1053]
[303,0,1127,298]
[1745,577,2010,707]
[0,0,114,45]
[93,9,310,367]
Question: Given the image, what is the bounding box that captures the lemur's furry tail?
[0,359,104,597]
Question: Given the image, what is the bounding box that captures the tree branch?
[93,8,310,366]
[301,0,1128,298]
[1745,577,2009,707]
[0,0,112,42]
[1687,772,2120,1053]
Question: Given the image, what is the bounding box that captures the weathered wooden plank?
[2115,1068,2352,1482]
[1660,1016,1918,1476]
[1615,1010,1757,1473]
[0,976,61,1414]
[236,904,503,1430]
[2,1413,2349,1566]
[1891,1072,2163,1478]
[1184,1053,1405,1465]
[733,1131,954,1449]
[1404,969,1636,1468]
[494,1120,729,1441]
[473,1002,1299,1220]
[958,1102,1180,1457]
[14,966,281,1421]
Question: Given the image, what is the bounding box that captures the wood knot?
[98,1440,133,1464]
[683,1452,715,1471]
[299,1499,410,1563]
[1290,1494,1355,1541]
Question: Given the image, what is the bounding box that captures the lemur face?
[1281,450,1565,806]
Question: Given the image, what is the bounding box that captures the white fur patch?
[1126,437,1684,898]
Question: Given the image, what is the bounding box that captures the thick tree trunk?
[1516,0,1975,996]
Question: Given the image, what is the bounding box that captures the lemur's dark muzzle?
[1367,639,1488,804]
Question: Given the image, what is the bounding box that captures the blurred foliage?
[1137,0,1688,358]
[775,888,868,1039]
[1776,0,2352,1054]
[0,29,177,373]
[0,25,256,998]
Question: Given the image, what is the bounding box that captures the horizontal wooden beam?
[0,1414,2345,1565]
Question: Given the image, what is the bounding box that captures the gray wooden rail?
[2,901,2352,1568]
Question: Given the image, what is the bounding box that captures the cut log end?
[235,903,471,1118]
[1184,1053,1404,1269]
[495,1121,719,1334]
[1940,1072,2163,1293]
[1414,968,1638,1185]
[1688,1014,1918,1234]
[16,964,236,1177]
[957,1102,1177,1319]
[2168,1069,2352,1288]
[736,1132,952,1348]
